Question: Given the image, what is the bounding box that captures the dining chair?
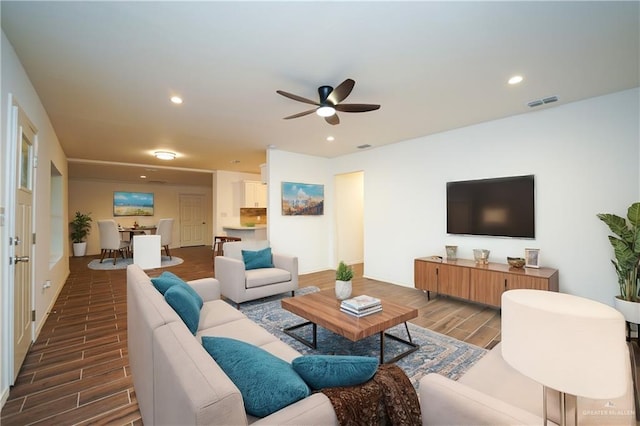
[97,219,131,265]
[156,218,174,259]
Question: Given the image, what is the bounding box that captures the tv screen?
[446,175,535,238]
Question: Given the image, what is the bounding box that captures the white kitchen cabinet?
[243,180,267,207]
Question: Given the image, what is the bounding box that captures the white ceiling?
[2,1,638,186]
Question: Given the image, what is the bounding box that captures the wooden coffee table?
[281,289,419,363]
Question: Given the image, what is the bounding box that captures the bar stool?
[212,236,242,258]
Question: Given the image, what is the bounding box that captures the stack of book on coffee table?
[340,295,382,317]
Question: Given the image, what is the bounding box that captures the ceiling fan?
[276,78,380,125]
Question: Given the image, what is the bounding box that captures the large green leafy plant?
[69,211,93,243]
[597,202,640,301]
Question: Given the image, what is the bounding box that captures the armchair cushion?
[245,268,292,289]
[292,355,379,390]
[242,247,274,270]
[202,336,310,418]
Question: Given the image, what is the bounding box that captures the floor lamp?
[501,289,629,426]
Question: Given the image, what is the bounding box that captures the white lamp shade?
[501,289,628,400]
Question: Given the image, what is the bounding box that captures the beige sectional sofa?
[420,342,636,425]
[126,264,338,425]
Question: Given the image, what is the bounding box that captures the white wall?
[271,89,638,307]
[1,31,69,404]
[68,179,213,255]
[268,150,333,273]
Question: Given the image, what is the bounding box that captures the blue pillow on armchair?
[242,247,274,270]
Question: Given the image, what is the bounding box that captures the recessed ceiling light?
[508,75,524,85]
[154,151,176,160]
[140,175,147,179]
[230,159,240,164]
[170,96,183,104]
[326,136,335,142]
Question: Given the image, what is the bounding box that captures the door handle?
[14,256,30,264]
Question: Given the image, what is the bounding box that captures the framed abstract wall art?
[113,191,154,216]
[281,182,324,216]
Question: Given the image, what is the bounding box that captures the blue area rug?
[87,256,183,270]
[238,287,487,388]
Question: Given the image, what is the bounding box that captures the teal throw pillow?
[201,337,309,417]
[164,285,201,335]
[292,355,379,390]
[151,271,203,309]
[242,247,274,270]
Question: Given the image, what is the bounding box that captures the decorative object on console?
[473,249,490,264]
[501,289,628,426]
[335,260,354,300]
[524,248,540,268]
[445,245,458,260]
[507,257,525,269]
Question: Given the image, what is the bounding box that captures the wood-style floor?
[1,245,501,425]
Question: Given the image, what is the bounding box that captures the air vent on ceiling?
[357,144,372,149]
[528,95,559,108]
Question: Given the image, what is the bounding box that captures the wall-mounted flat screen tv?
[113,191,154,217]
[446,175,535,238]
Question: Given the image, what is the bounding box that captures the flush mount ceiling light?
[326,136,335,142]
[154,151,176,160]
[508,75,524,85]
[170,96,183,104]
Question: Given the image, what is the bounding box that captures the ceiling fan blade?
[276,90,320,106]
[283,109,317,119]
[325,114,340,125]
[334,103,381,113]
[327,78,355,105]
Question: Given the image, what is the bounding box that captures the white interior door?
[179,194,206,247]
[13,108,36,381]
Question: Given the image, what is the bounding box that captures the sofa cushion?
[164,285,201,335]
[152,271,203,309]
[201,336,310,417]
[242,247,274,270]
[292,355,379,390]
[245,268,291,289]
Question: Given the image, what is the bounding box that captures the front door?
[13,107,36,380]
[179,194,206,246]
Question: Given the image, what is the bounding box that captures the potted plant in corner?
[597,201,640,323]
[70,211,92,257]
[335,260,354,300]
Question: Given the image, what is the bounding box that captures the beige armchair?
[214,240,298,308]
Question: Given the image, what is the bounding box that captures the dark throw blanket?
[321,364,422,426]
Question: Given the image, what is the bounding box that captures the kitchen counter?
[222,225,267,240]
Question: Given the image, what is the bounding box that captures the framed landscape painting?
[113,191,154,216]
[281,182,324,216]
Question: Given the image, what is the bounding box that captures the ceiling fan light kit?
[277,78,380,125]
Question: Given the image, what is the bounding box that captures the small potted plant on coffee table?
[335,260,354,300]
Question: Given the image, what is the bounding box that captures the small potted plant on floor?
[597,201,640,322]
[335,260,354,300]
[70,211,92,257]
